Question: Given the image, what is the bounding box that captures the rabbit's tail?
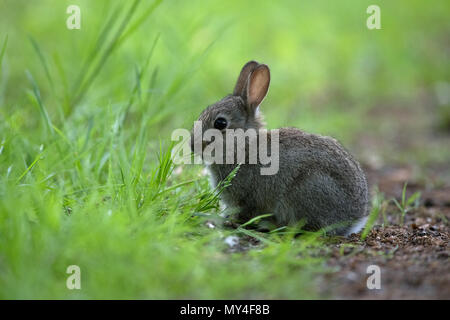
[345,215,369,236]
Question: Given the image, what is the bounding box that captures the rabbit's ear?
[233,61,259,97]
[246,64,270,109]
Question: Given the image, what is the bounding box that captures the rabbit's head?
[191,61,270,152]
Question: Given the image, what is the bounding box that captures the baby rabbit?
[191,61,369,236]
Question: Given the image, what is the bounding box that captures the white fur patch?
[205,165,216,189]
[346,216,369,236]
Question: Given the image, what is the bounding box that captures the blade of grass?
[122,33,160,128]
[239,214,274,228]
[70,5,122,99]
[72,0,142,105]
[28,36,54,91]
[115,0,163,48]
[406,191,421,206]
[156,179,198,197]
[26,71,54,135]
[16,151,44,183]
[361,191,385,240]
[236,227,275,245]
[0,35,8,74]
[401,182,407,207]
[72,0,162,107]
[195,165,240,213]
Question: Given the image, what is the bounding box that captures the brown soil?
[318,97,450,299]
[318,167,450,299]
[217,165,450,299]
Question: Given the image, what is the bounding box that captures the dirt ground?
[318,98,450,299]
[319,165,450,299]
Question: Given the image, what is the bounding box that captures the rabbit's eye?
[214,117,228,130]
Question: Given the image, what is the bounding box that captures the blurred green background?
[0,0,449,299]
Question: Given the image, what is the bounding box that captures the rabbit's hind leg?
[276,172,351,233]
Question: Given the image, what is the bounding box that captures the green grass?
[0,0,448,299]
[0,134,324,298]
[392,183,421,225]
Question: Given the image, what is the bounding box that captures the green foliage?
[361,183,421,239]
[0,35,9,73]
[0,0,447,299]
[361,187,392,240]
[392,183,421,225]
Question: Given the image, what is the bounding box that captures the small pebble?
[205,221,215,229]
[224,236,239,248]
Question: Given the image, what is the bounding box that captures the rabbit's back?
[209,127,369,235]
[275,128,369,233]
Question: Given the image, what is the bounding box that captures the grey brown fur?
[191,61,369,235]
